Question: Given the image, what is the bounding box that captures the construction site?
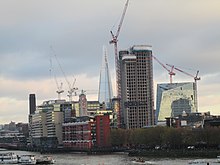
[26,0,220,154]
[108,0,202,127]
[1,0,220,157]
[39,0,204,128]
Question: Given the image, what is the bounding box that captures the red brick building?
[62,115,110,150]
[62,121,95,150]
[95,115,110,148]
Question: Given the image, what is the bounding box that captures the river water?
[0,150,219,165]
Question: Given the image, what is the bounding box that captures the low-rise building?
[62,119,95,150]
[29,99,75,148]
[29,93,111,150]
[165,111,220,128]
[62,114,110,150]
[204,116,220,128]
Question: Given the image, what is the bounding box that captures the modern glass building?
[98,46,113,109]
[156,82,197,124]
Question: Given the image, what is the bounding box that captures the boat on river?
[0,152,18,164]
[18,155,37,164]
[131,157,156,165]
[36,155,55,164]
[188,159,208,164]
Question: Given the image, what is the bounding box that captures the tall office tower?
[119,45,155,129]
[29,94,36,115]
[156,82,197,124]
[98,46,113,109]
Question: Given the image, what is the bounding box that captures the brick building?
[95,115,110,148]
[62,115,110,150]
[62,120,95,150]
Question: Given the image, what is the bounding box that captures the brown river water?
[1,150,219,165]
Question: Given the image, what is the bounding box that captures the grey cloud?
[0,0,123,81]
[1,0,220,123]
[0,0,219,88]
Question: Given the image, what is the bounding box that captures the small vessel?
[131,157,155,165]
[188,159,208,164]
[217,155,220,163]
[36,155,55,164]
[0,152,18,164]
[18,155,37,164]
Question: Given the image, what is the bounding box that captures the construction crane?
[152,55,176,83]
[167,64,201,112]
[109,0,129,97]
[55,78,64,100]
[50,46,78,102]
[170,66,201,82]
[49,56,64,100]
[67,77,78,102]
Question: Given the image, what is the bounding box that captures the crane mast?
[56,81,64,100]
[109,0,129,98]
[67,77,78,102]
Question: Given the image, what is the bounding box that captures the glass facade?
[98,47,113,109]
[156,82,196,123]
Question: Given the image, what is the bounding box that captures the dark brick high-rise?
[29,94,36,115]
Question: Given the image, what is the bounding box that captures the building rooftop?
[131,45,152,51]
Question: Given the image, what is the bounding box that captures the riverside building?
[29,93,111,150]
[119,45,155,129]
[156,82,197,124]
[29,99,76,148]
[62,117,95,150]
[62,114,110,150]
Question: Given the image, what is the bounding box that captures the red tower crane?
[170,66,201,82]
[152,55,176,84]
[109,0,129,97]
[166,64,201,112]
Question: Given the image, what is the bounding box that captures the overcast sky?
[0,0,220,124]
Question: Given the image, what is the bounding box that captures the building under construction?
[119,45,155,129]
